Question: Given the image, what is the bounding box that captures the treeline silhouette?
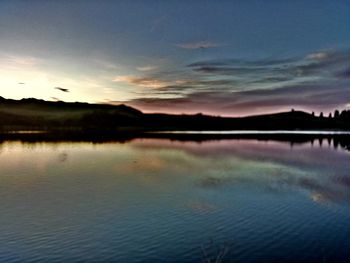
[0,97,350,132]
[1,131,350,153]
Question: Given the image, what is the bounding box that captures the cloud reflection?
[130,139,350,204]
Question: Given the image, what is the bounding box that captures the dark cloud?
[338,67,350,78]
[153,79,238,93]
[189,50,350,80]
[250,76,293,84]
[55,87,69,93]
[114,49,350,116]
[117,82,350,116]
[121,51,350,97]
[187,57,298,68]
[193,66,269,75]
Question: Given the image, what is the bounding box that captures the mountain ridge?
[0,97,349,132]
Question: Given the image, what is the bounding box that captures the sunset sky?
[0,0,350,116]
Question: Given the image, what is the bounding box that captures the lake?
[0,137,350,262]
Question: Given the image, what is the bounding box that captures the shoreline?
[0,130,350,147]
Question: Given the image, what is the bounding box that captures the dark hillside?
[0,97,349,132]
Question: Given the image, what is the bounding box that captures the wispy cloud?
[113,49,350,116]
[187,50,350,88]
[90,58,120,70]
[136,65,158,72]
[175,41,223,50]
[114,83,350,116]
[306,51,331,61]
[0,53,42,71]
[113,75,171,89]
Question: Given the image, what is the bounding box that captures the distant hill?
[0,97,142,131]
[0,97,349,132]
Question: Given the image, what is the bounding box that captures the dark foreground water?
[0,138,350,263]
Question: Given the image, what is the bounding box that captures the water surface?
[0,138,350,262]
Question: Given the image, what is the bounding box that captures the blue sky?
[0,0,349,116]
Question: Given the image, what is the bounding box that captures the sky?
[0,0,349,116]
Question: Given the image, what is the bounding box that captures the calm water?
[0,138,350,263]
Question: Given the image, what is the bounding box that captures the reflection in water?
[132,139,350,203]
[0,138,350,262]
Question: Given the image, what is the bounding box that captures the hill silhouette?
[0,97,350,132]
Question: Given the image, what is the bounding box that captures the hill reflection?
[1,136,350,262]
[1,131,350,152]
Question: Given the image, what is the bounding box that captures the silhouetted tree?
[334,110,340,118]
[319,112,324,118]
[328,113,332,118]
[340,110,350,119]
[312,111,315,117]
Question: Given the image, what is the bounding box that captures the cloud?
[114,81,350,116]
[55,87,69,92]
[175,41,223,50]
[186,50,350,89]
[113,75,171,88]
[306,51,331,61]
[136,65,158,72]
[187,57,298,68]
[111,49,350,116]
[338,67,350,79]
[189,57,308,77]
[0,53,42,71]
